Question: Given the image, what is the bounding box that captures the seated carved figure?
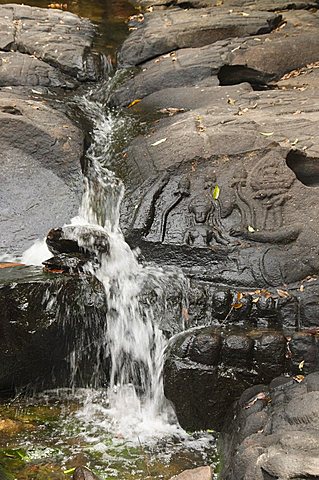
[184,194,228,247]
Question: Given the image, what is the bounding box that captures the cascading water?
[0,82,218,480]
[69,88,187,441]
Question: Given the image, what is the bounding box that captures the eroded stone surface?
[0,4,101,82]
[119,7,282,66]
[221,372,319,479]
[0,51,76,88]
[164,325,319,431]
[0,266,108,394]
[0,90,83,256]
[170,466,212,480]
[133,0,319,10]
[110,11,319,107]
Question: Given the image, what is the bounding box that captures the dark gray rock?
[110,10,319,107]
[0,266,108,395]
[46,225,110,256]
[119,87,319,298]
[133,0,319,10]
[221,372,319,479]
[118,7,282,66]
[0,90,83,256]
[163,326,293,431]
[0,51,76,88]
[0,4,102,82]
[43,253,90,274]
[73,467,100,480]
[169,466,212,480]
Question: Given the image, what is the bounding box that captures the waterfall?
[69,88,187,441]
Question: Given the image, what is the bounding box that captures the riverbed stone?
[221,372,319,479]
[73,466,100,480]
[133,0,319,10]
[170,466,212,480]
[0,51,77,88]
[110,9,319,107]
[119,84,319,315]
[0,90,83,257]
[164,325,319,431]
[46,225,110,256]
[0,4,102,82]
[118,7,282,67]
[164,327,284,430]
[0,266,108,395]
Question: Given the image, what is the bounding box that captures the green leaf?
[213,185,220,200]
[64,468,76,475]
[2,449,30,461]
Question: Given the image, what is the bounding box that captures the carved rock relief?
[128,147,319,287]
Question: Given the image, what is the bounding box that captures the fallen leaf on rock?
[0,262,24,268]
[159,107,185,116]
[48,3,67,9]
[293,375,305,383]
[260,131,274,136]
[227,98,236,105]
[127,99,141,108]
[247,225,255,232]
[129,13,144,23]
[232,291,243,309]
[245,392,269,409]
[298,360,305,371]
[277,289,290,298]
[64,468,76,475]
[151,138,167,147]
[236,107,249,115]
[44,267,65,274]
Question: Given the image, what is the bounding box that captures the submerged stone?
[170,466,212,480]
[73,467,100,480]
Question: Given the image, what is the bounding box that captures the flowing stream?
[69,89,186,441]
[0,2,219,478]
[0,84,219,480]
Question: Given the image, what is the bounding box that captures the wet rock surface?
[164,325,319,431]
[110,8,319,106]
[0,266,108,395]
[221,372,319,479]
[111,0,319,464]
[1,2,319,478]
[114,2,319,332]
[46,225,110,256]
